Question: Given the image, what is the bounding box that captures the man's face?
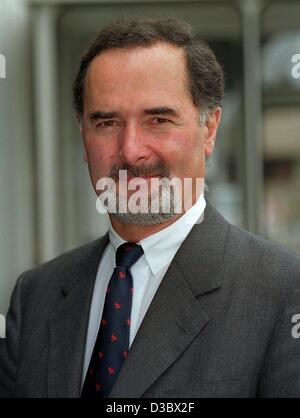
[81,42,221,221]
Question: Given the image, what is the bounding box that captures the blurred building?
[0,0,300,314]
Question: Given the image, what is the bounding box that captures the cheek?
[84,139,117,176]
[154,133,202,169]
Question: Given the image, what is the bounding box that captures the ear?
[204,107,222,157]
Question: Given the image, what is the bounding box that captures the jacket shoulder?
[226,222,300,290]
[17,235,108,292]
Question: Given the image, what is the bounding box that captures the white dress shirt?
[82,194,206,384]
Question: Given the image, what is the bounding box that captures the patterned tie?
[81,242,144,398]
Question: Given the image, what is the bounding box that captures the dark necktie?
[81,242,144,398]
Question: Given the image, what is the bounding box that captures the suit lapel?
[109,261,210,398]
[47,235,108,398]
[109,201,229,398]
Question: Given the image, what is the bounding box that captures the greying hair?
[73,17,224,119]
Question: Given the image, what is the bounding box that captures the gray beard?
[110,211,177,225]
[108,186,181,225]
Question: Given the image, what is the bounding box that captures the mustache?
[109,162,171,180]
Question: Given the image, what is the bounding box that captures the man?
[1,17,300,398]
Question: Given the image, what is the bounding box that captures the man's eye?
[152,117,170,124]
[96,120,116,128]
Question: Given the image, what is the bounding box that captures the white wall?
[0,0,35,314]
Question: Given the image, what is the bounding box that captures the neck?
[109,213,183,242]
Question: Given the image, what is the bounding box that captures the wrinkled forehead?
[83,42,191,110]
[87,43,188,87]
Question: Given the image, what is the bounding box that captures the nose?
[118,122,151,166]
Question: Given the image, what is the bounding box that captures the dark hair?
[73,18,224,118]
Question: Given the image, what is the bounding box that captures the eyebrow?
[89,111,118,120]
[89,106,179,120]
[143,107,178,117]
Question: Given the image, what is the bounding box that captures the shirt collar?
[108,193,206,276]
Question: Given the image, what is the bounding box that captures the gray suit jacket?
[1,202,300,398]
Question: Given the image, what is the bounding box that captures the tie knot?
[116,242,144,269]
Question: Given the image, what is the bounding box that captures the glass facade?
[262,2,300,253]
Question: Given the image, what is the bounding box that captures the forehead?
[84,42,192,111]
